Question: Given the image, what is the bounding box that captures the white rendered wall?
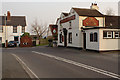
[85,29,99,51]
[58,9,81,48]
[0,26,26,43]
[99,29,120,51]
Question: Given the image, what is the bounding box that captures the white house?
[0,11,27,44]
[57,3,120,51]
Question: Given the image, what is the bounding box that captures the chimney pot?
[90,3,99,10]
[7,11,11,21]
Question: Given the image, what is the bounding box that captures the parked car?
[8,41,17,47]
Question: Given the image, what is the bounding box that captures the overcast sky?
[0,0,120,34]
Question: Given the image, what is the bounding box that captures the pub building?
[56,3,120,52]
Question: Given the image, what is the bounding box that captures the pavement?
[2,46,120,79]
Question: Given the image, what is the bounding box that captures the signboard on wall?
[60,15,75,24]
[83,17,99,27]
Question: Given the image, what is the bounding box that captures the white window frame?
[107,31,112,38]
[114,31,120,38]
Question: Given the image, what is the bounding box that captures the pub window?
[119,32,120,37]
[94,33,98,42]
[68,33,72,43]
[13,26,17,33]
[103,31,107,38]
[59,33,62,43]
[103,31,112,38]
[22,27,25,33]
[0,26,3,33]
[114,31,119,38]
[69,21,72,29]
[107,31,112,38]
[90,33,93,42]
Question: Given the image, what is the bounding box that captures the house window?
[0,26,3,33]
[94,33,98,42]
[59,33,62,43]
[90,33,93,42]
[22,27,25,33]
[68,33,72,43]
[13,26,17,33]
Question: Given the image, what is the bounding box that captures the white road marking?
[11,54,40,80]
[32,51,120,79]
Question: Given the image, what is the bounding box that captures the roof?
[82,27,120,30]
[0,16,26,26]
[105,15,120,27]
[62,12,69,16]
[72,8,104,17]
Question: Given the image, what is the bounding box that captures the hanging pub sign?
[83,17,99,27]
[49,24,58,40]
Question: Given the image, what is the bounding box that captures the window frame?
[0,26,3,33]
[13,26,17,33]
[94,32,98,42]
[103,31,120,39]
[90,33,94,42]
[103,31,113,39]
[59,33,62,43]
[22,26,25,33]
[114,31,120,38]
[69,21,72,29]
[107,31,112,38]
[68,32,72,43]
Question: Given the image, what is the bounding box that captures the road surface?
[2,46,120,79]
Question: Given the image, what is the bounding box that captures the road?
[2,46,120,79]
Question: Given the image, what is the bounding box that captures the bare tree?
[106,8,115,15]
[31,19,48,44]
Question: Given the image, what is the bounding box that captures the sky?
[0,0,120,34]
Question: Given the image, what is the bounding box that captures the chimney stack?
[90,3,99,10]
[7,11,11,21]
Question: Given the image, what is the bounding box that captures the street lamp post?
[19,26,21,46]
[4,14,7,48]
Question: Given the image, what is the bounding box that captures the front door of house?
[14,36,19,41]
[83,33,86,49]
[63,28,67,47]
